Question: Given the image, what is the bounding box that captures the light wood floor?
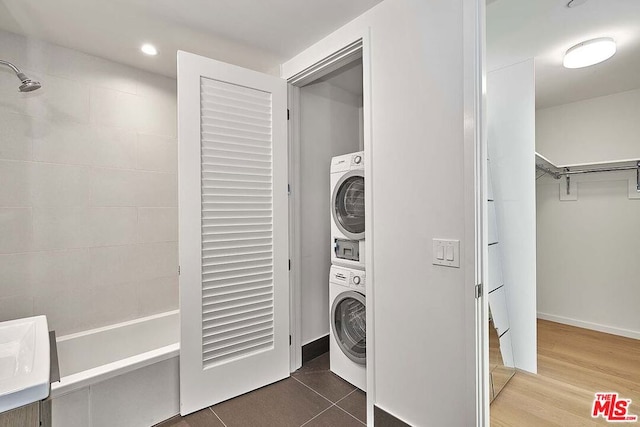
[490,320,640,426]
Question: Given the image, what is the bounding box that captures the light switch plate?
[433,239,460,268]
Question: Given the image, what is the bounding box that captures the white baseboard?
[537,312,640,340]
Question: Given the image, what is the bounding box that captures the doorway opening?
[286,38,373,423]
[290,55,364,365]
[486,1,640,424]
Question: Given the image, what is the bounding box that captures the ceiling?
[0,0,382,78]
[488,0,640,109]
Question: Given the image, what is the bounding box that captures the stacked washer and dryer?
[329,151,366,391]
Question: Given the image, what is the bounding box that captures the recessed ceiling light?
[563,37,616,69]
[141,44,158,56]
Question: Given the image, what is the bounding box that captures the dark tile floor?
[156,352,366,427]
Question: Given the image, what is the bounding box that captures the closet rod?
[562,164,639,176]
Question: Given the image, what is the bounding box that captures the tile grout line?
[208,407,228,427]
[0,157,178,174]
[334,388,367,426]
[292,376,365,426]
[291,376,335,405]
[334,388,358,405]
[333,402,367,426]
[299,404,336,427]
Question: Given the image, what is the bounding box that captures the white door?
[178,51,289,415]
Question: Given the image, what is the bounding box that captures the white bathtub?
[50,310,180,427]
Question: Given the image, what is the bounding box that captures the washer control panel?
[330,266,366,292]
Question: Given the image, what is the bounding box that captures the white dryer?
[329,265,366,391]
[330,151,365,270]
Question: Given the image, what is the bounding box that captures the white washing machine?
[329,265,366,391]
[330,151,365,271]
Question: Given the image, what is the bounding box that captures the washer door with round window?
[331,291,366,365]
[332,170,365,240]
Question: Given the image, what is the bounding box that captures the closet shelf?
[535,152,640,196]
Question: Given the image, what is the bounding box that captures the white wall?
[0,30,178,335]
[537,88,640,165]
[536,88,640,339]
[487,60,537,374]
[299,81,361,345]
[283,0,480,425]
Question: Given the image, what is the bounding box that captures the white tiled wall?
[51,357,179,427]
[0,29,178,335]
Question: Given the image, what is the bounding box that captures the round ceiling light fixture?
[567,0,588,8]
[563,37,616,68]
[141,44,158,56]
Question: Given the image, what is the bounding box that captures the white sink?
[0,316,50,413]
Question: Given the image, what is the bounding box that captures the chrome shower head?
[18,80,42,92]
[17,73,41,92]
[0,60,42,92]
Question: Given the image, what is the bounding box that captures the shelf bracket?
[565,168,571,195]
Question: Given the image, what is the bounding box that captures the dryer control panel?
[330,151,364,173]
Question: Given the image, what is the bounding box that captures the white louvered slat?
[202,306,273,328]
[200,77,275,370]
[202,273,273,292]
[202,124,271,141]
[201,238,273,251]
[202,259,273,275]
[203,281,272,297]
[202,244,272,257]
[201,79,271,100]
[203,146,271,160]
[203,295,273,316]
[202,139,271,153]
[202,155,272,168]
[202,164,271,176]
[202,339,274,365]
[202,94,270,112]
[202,171,271,182]
[200,100,271,114]
[201,111,271,129]
[202,117,272,134]
[202,265,272,283]
[203,284,272,302]
[202,316,273,339]
[202,232,272,243]
[202,189,272,198]
[201,129,271,144]
[203,321,273,346]
[202,149,272,163]
[203,330,274,357]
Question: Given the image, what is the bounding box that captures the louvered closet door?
[178,51,289,416]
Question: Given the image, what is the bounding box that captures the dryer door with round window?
[332,171,365,240]
[331,291,366,365]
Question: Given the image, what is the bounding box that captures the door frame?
[285,33,375,421]
[465,0,489,424]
